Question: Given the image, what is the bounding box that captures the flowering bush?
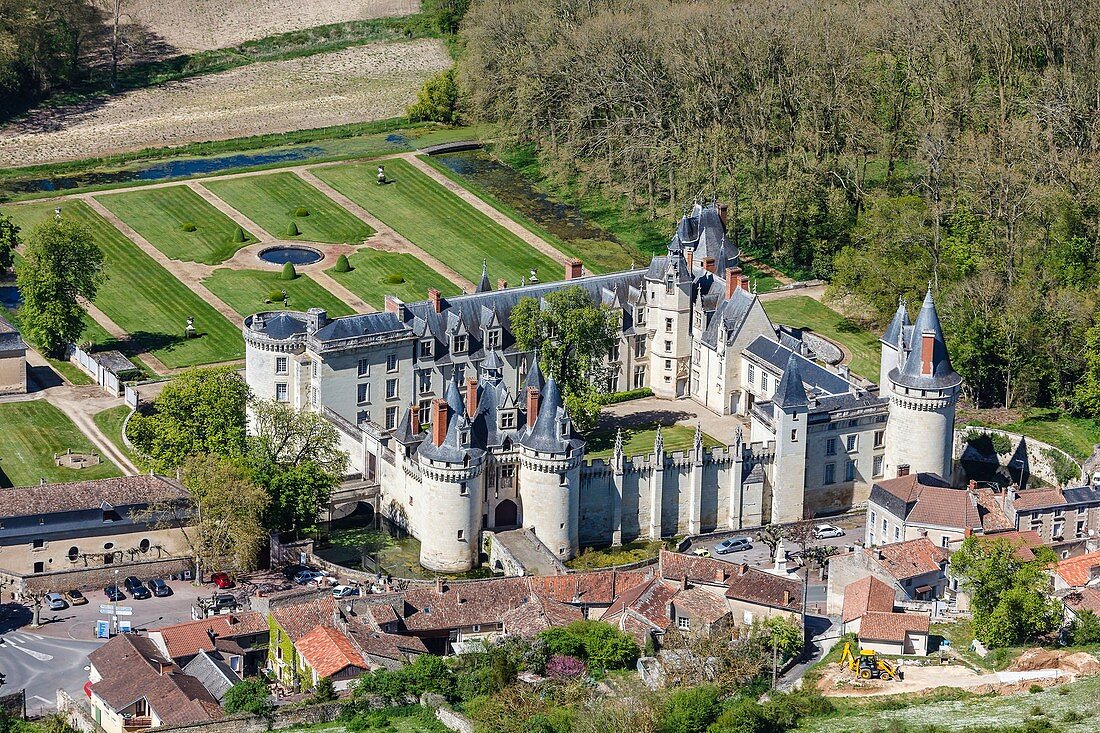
[545,654,587,679]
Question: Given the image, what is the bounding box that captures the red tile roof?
[1063,587,1100,615]
[725,565,803,611]
[1012,487,1067,511]
[979,529,1043,561]
[270,591,336,641]
[671,587,730,624]
[659,550,734,586]
[296,627,368,679]
[528,570,650,605]
[602,577,676,633]
[857,611,930,643]
[402,577,531,631]
[151,612,268,660]
[346,623,428,664]
[875,474,982,530]
[973,488,1013,531]
[873,538,949,580]
[842,576,895,623]
[1053,551,1100,587]
[501,594,583,636]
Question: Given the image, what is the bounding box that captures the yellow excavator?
[839,642,901,681]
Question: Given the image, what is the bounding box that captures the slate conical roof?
[475,260,492,293]
[881,298,911,347]
[524,353,545,392]
[892,288,962,390]
[519,376,571,453]
[774,353,809,409]
[444,370,465,417]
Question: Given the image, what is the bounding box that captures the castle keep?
[243,203,960,572]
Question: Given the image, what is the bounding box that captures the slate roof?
[842,576,896,623]
[246,311,309,340]
[0,314,26,353]
[181,651,240,703]
[774,352,809,409]
[872,538,949,580]
[1052,551,1100,587]
[1012,485,1100,512]
[744,336,853,398]
[0,475,187,518]
[858,611,930,642]
[151,611,268,661]
[89,635,222,727]
[270,590,336,642]
[518,376,582,454]
[880,299,911,349]
[890,289,961,391]
[870,473,983,531]
[296,626,368,679]
[698,286,757,349]
[345,624,428,664]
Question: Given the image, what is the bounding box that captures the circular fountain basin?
[258,245,323,266]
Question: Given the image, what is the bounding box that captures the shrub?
[1057,686,1071,696]
[383,273,406,284]
[965,429,1013,455]
[544,654,587,680]
[600,387,654,405]
[659,685,722,733]
[233,225,246,243]
[1042,447,1081,485]
[179,222,197,232]
[1029,684,1044,693]
[294,206,310,217]
[355,653,454,703]
[1070,609,1100,645]
[223,678,272,717]
[708,699,769,733]
[280,262,297,280]
[407,68,459,124]
[334,254,352,273]
[309,676,337,703]
[286,221,300,237]
[1063,711,1084,723]
[1029,705,1044,716]
[537,620,639,671]
[266,289,285,303]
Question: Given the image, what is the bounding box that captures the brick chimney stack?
[431,399,448,447]
[527,388,540,427]
[740,275,750,292]
[686,250,694,273]
[565,258,583,280]
[725,266,743,298]
[921,331,935,375]
[409,404,421,435]
[498,278,508,290]
[702,257,716,273]
[718,203,729,229]
[428,288,442,313]
[465,377,478,417]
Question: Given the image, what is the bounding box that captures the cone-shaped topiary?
[294,207,310,217]
[333,254,352,273]
[232,226,246,243]
[286,221,300,237]
[281,262,298,280]
[383,273,405,284]
[180,222,197,232]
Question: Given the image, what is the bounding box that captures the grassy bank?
[586,423,722,460]
[0,401,121,487]
[965,408,1100,461]
[762,296,881,380]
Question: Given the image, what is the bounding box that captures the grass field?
[314,158,562,286]
[324,248,461,309]
[204,268,355,317]
[763,296,881,380]
[965,408,1100,461]
[92,405,144,469]
[586,423,722,460]
[2,200,244,367]
[0,401,120,487]
[203,172,374,243]
[95,185,255,264]
[567,540,665,570]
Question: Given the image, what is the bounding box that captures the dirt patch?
[128,0,421,54]
[1007,648,1100,677]
[0,40,450,167]
[816,662,985,697]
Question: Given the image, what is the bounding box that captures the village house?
[147,611,270,676]
[181,652,241,705]
[264,588,339,690]
[1051,550,1100,591]
[856,611,930,657]
[840,575,896,634]
[295,626,370,692]
[827,538,951,615]
[87,635,221,733]
[1000,483,1100,558]
[865,473,1008,548]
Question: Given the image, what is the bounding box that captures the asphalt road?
[0,631,104,715]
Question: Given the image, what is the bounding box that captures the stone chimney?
[305,307,328,332]
[465,377,478,417]
[527,388,540,427]
[717,203,729,229]
[431,399,448,447]
[897,464,910,478]
[498,278,508,290]
[702,257,716,273]
[435,578,445,594]
[428,288,442,314]
[921,331,935,376]
[680,574,689,591]
[409,404,421,435]
[783,589,791,606]
[565,258,583,280]
[725,266,742,298]
[738,562,748,577]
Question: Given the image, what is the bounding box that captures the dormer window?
[460,429,470,444]
[500,411,516,430]
[486,328,501,349]
[636,306,646,325]
[421,339,434,358]
[665,278,674,295]
[453,334,468,353]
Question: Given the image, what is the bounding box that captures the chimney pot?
[968,480,977,492]
[725,267,742,298]
[465,377,478,417]
[717,203,729,229]
[527,388,541,427]
[435,578,444,594]
[783,589,791,605]
[739,562,748,577]
[565,258,583,280]
[409,404,421,435]
[740,275,750,292]
[428,288,442,313]
[431,399,448,447]
[685,250,694,273]
[680,574,688,591]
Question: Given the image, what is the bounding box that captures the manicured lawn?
[204,268,355,317]
[2,200,244,367]
[314,158,561,286]
[92,405,144,469]
[739,259,782,293]
[203,172,374,244]
[0,401,121,487]
[763,296,881,380]
[325,248,461,309]
[95,185,255,264]
[586,423,722,460]
[965,408,1100,461]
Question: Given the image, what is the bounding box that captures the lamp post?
[113,568,119,634]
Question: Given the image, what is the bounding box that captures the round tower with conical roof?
[517,376,583,560]
[416,373,485,572]
[882,288,962,480]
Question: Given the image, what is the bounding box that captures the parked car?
[331,585,359,599]
[813,524,845,540]
[123,575,151,600]
[104,586,126,602]
[210,572,235,589]
[212,593,238,612]
[691,548,712,558]
[715,537,753,554]
[294,570,325,585]
[63,589,87,606]
[149,578,172,597]
[44,592,67,611]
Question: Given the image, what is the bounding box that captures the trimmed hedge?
[179,222,197,232]
[281,262,298,280]
[383,273,406,284]
[333,254,352,273]
[601,388,654,405]
[286,221,300,237]
[294,206,310,217]
[232,225,246,242]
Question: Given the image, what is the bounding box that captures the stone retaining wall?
[4,556,193,595]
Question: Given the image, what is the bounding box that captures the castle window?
[275,356,288,375]
[386,378,398,400]
[457,530,465,541]
[823,463,835,485]
[941,536,950,548]
[664,340,672,353]
[487,329,501,349]
[847,419,858,428]
[894,526,900,541]
[748,364,755,384]
[358,358,370,377]
[874,430,885,448]
[460,483,469,496]
[385,406,397,430]
[678,617,690,630]
[32,538,45,549]
[356,410,369,425]
[846,435,857,452]
[846,459,857,482]
[421,339,434,358]
[825,438,836,456]
[790,430,797,442]
[873,455,884,477]
[312,360,320,378]
[609,343,620,361]
[761,373,769,391]
[139,539,150,553]
[357,383,370,404]
[68,546,78,561]
[460,429,470,444]
[665,317,673,333]
[453,334,469,353]
[559,474,567,486]
[633,366,646,389]
[275,383,288,402]
[636,306,646,325]
[500,411,516,430]
[665,359,672,370]
[419,371,432,393]
[386,354,398,372]
[634,335,646,358]
[870,511,876,526]
[665,278,674,295]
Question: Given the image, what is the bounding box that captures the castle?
[243,202,961,572]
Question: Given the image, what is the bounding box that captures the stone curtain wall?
[8,556,193,595]
[157,701,344,733]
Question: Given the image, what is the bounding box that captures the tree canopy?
[15,217,105,356]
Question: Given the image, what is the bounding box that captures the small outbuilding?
[857,611,930,656]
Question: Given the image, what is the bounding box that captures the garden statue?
[185,316,196,338]
[377,165,386,185]
[529,268,539,284]
[54,207,62,220]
